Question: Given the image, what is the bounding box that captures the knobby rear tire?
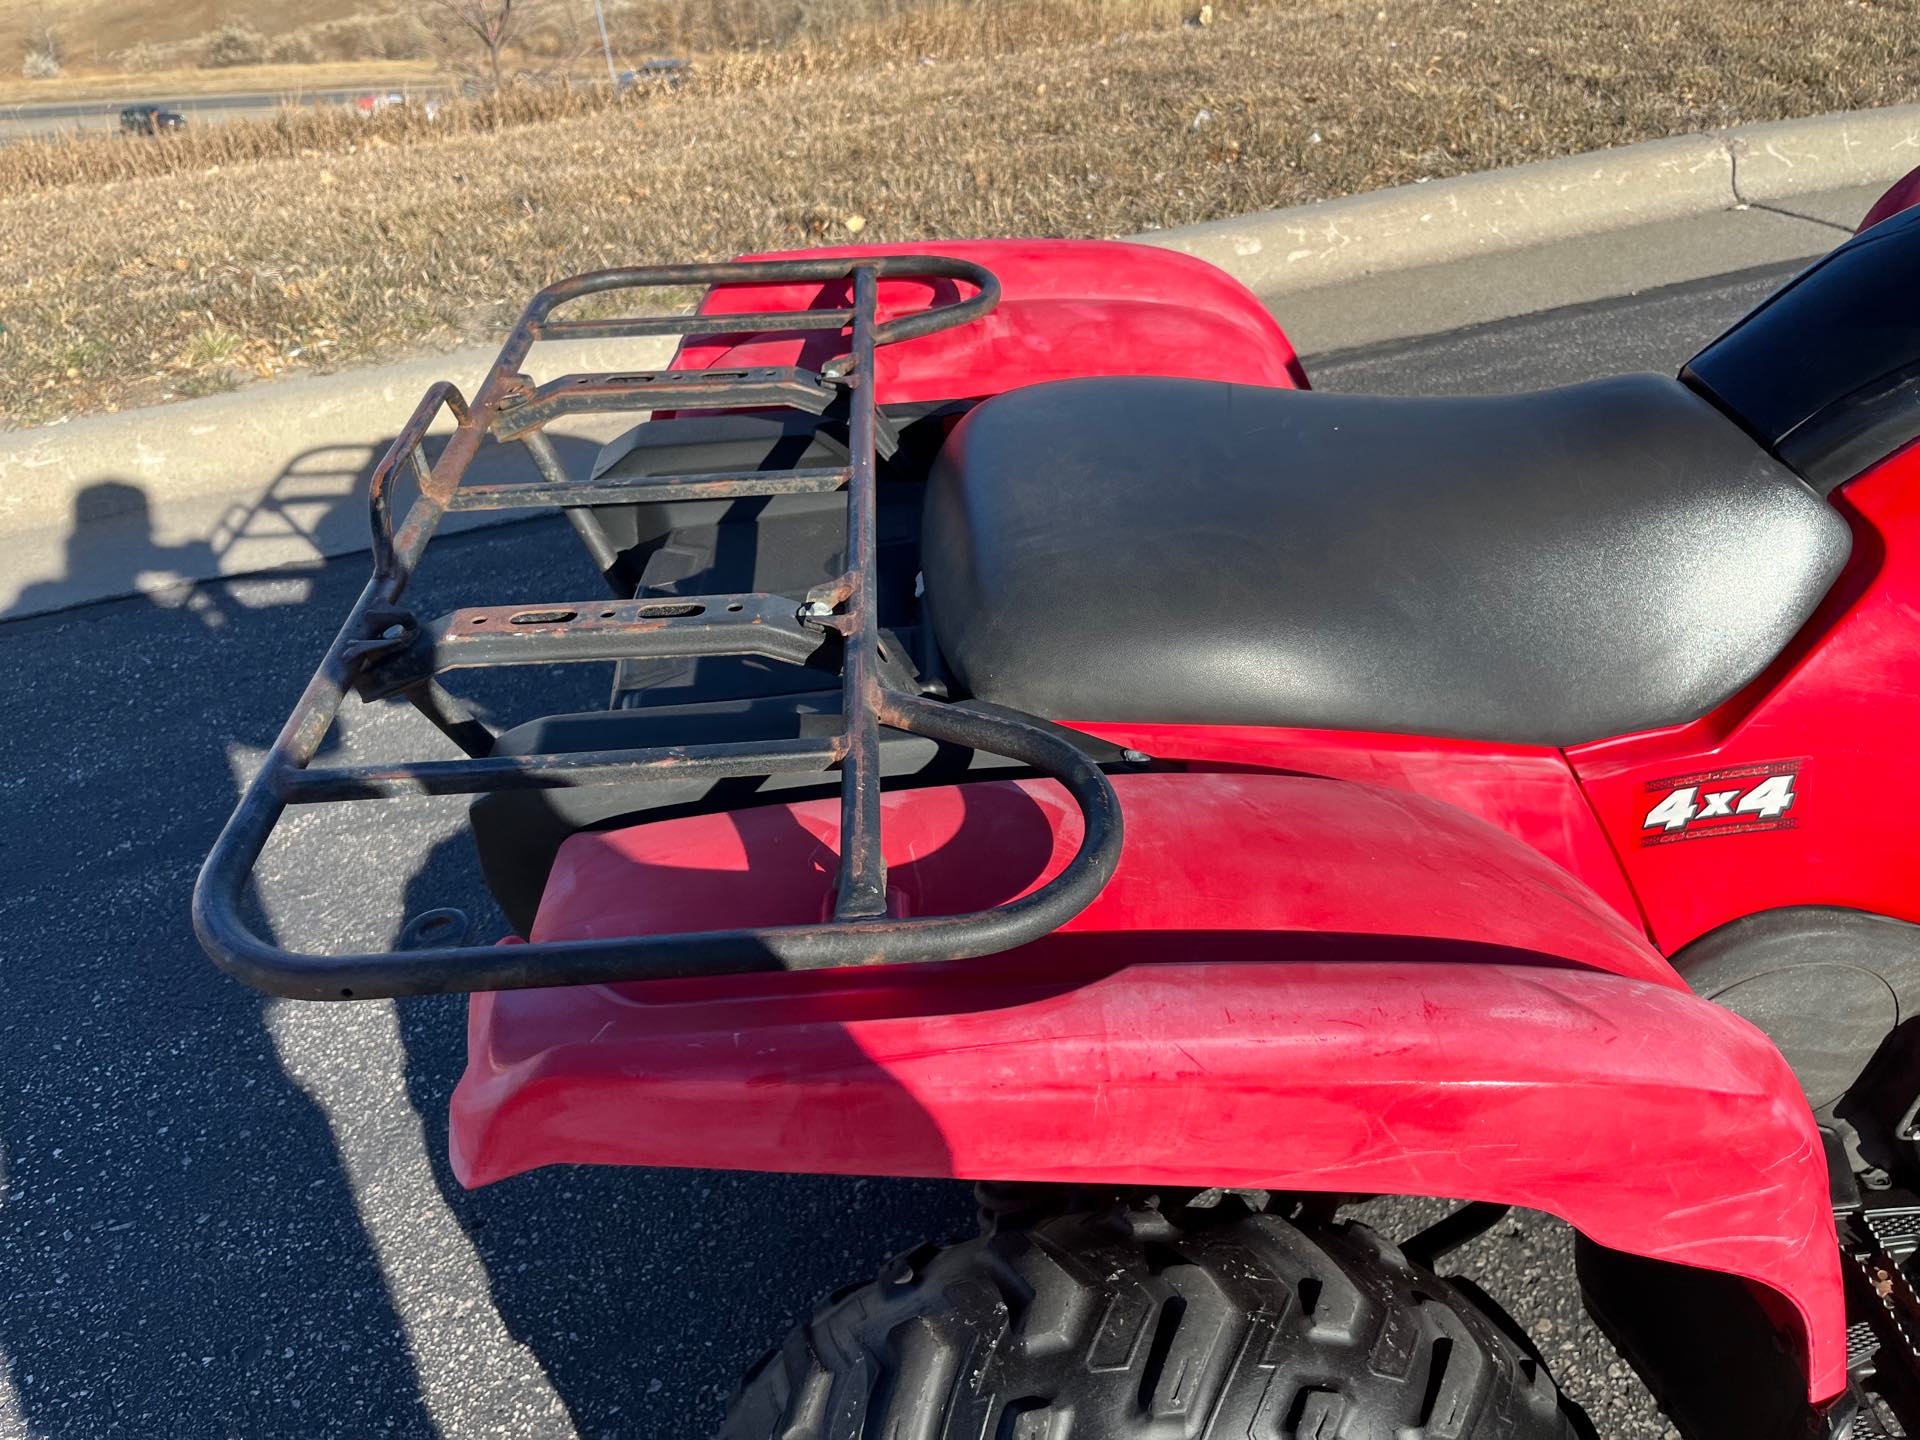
[721,1202,1583,1439]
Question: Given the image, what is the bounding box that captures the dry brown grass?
[608,0,1225,55]
[3,0,1918,426]
[0,84,622,189]
[0,0,393,71]
[6,5,1227,193]
[3,0,1205,92]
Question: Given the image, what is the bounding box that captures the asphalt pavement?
[0,258,1804,1438]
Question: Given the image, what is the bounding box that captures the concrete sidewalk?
[0,340,669,620]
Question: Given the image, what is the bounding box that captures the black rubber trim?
[1672,907,1920,1120]
[1575,1238,1844,1440]
[1683,204,1920,492]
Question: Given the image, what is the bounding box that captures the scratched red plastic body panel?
[1567,445,1920,952]
[453,775,1842,1398]
[671,238,1309,399]
[1067,721,1647,928]
[526,773,1670,982]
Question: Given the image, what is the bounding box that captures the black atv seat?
[920,374,1852,747]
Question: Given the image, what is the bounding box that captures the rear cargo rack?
[193,256,1124,999]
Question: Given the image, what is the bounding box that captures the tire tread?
[720,1205,1582,1440]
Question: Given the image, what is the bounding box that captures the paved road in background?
[0,88,423,144]
[0,260,1801,1438]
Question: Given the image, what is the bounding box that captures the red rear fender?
[453,772,1842,1401]
[527,773,1671,983]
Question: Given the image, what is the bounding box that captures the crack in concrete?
[1725,136,1859,236]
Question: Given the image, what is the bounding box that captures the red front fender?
[1862,162,1920,232]
[451,773,1843,1401]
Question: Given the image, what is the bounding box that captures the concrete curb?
[1143,104,1920,292]
[1144,133,1734,294]
[0,339,670,534]
[0,339,671,619]
[1729,108,1920,203]
[5,103,1918,619]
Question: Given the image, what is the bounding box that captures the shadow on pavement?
[9,478,236,629]
[1,427,609,624]
[0,473,435,1435]
[385,630,976,1433]
[0,449,973,1436]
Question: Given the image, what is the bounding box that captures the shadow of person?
[0,419,699,1433]
[388,810,977,1437]
[0,546,441,1436]
[9,478,234,627]
[6,424,614,626]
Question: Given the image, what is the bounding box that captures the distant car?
[354,91,438,120]
[616,58,691,93]
[119,104,185,136]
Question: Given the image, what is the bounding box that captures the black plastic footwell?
[1574,1237,1859,1440]
[1839,1194,1920,1437]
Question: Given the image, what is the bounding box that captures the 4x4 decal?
[1639,759,1803,846]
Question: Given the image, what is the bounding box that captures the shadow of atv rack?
[192,256,1124,1000]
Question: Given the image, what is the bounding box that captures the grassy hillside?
[6,0,357,59]
[3,0,1917,426]
[2,0,1212,86]
[1,0,403,72]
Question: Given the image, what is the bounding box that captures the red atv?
[197,172,1920,1438]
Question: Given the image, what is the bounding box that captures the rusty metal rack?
[193,256,1125,1000]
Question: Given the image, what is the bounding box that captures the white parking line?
[264,998,575,1435]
